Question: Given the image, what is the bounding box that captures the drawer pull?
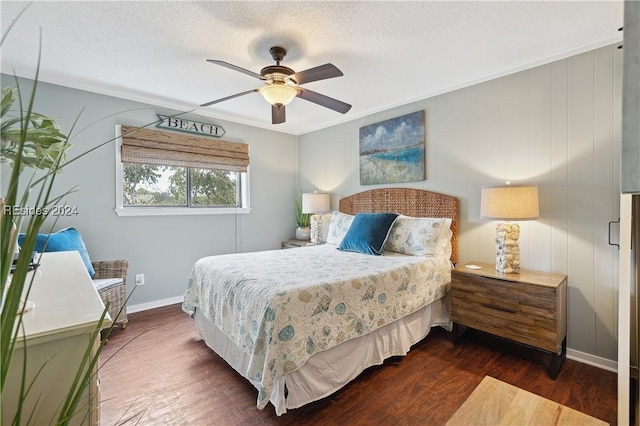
[608,218,620,249]
[481,303,517,314]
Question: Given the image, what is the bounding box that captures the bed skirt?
[193,294,452,415]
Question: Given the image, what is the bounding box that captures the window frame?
[114,125,251,217]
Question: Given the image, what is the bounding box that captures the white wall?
[2,77,299,306]
[298,45,623,362]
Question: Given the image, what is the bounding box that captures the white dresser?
[2,251,110,425]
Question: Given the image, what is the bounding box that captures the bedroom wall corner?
[297,44,623,364]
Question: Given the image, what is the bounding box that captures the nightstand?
[451,262,567,379]
[281,239,315,249]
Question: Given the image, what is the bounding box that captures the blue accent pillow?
[338,213,399,255]
[18,227,95,277]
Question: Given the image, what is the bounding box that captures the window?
[115,124,250,216]
[122,165,240,207]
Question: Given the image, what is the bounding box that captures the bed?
[182,187,459,415]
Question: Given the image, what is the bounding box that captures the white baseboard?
[127,295,183,314]
[567,348,617,373]
[126,298,620,374]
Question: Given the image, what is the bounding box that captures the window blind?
[120,125,249,172]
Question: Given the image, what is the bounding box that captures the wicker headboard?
[339,188,459,265]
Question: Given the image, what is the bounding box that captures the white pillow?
[326,211,354,245]
[437,219,453,259]
[386,216,452,257]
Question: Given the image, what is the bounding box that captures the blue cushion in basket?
[18,227,95,277]
[338,213,399,256]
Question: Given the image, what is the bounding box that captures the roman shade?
[120,124,249,172]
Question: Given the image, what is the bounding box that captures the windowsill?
[114,207,251,217]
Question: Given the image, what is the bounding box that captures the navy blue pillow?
[338,213,399,255]
[18,227,95,277]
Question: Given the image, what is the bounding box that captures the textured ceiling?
[1,1,625,135]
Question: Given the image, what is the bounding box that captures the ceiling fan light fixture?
[259,83,298,106]
[202,46,351,123]
[284,76,298,86]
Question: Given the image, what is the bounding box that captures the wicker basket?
[92,259,129,329]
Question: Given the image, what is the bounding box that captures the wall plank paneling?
[567,52,597,356]
[299,45,622,362]
[527,66,552,274]
[593,47,618,360]
[550,60,570,277]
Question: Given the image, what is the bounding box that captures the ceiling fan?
[200,46,352,124]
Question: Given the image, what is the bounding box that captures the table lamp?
[302,192,330,245]
[480,184,539,273]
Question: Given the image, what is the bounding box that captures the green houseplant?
[295,195,311,240]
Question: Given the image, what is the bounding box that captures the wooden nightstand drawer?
[451,262,567,378]
[452,275,559,323]
[452,293,558,352]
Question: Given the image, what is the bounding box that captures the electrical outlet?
[135,273,145,286]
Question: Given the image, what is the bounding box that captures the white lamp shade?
[302,193,330,214]
[480,185,539,220]
[258,84,298,106]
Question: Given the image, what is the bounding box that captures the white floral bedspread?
[182,244,451,410]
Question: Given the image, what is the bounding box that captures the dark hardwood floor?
[99,304,617,425]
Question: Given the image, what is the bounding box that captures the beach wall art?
[359,110,425,185]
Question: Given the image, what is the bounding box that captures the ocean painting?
[359,110,425,185]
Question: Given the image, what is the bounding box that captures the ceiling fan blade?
[206,60,264,80]
[296,88,352,114]
[200,89,258,107]
[287,64,343,85]
[272,104,286,124]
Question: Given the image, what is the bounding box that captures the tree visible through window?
[123,164,239,207]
